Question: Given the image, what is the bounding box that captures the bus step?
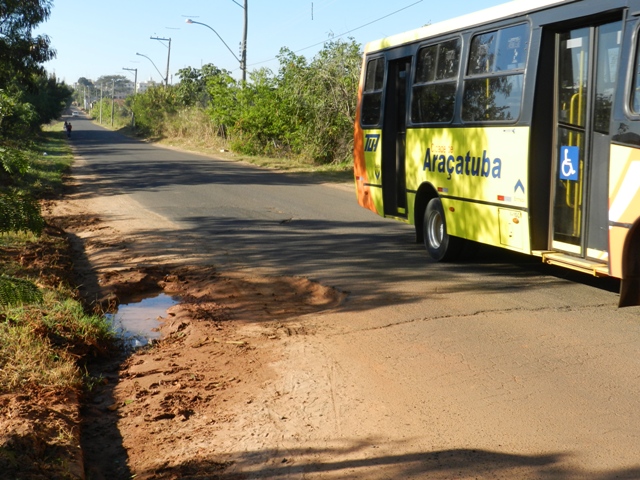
[533,251,610,277]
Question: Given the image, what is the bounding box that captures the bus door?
[551,20,622,261]
[382,57,411,218]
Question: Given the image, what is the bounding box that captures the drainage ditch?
[106,292,180,348]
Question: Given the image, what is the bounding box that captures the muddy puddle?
[107,292,179,347]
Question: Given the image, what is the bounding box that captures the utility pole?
[241,0,247,83]
[111,79,115,127]
[99,83,103,124]
[122,67,138,128]
[186,1,247,83]
[151,36,171,87]
[229,0,248,82]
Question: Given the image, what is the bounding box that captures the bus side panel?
[358,129,384,215]
[433,198,531,253]
[609,144,640,279]
[353,61,380,215]
[405,126,531,251]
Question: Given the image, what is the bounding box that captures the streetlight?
[150,36,171,87]
[136,52,167,86]
[185,1,247,83]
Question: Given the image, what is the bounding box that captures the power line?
[245,0,423,68]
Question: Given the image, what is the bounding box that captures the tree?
[302,38,362,163]
[0,1,64,306]
[205,68,239,133]
[127,85,180,136]
[96,74,133,97]
[25,72,73,126]
[0,0,69,135]
[0,0,55,90]
[76,77,93,88]
[233,68,286,155]
[175,63,223,107]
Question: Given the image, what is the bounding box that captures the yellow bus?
[354,0,640,306]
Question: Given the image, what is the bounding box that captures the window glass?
[464,24,528,123]
[633,35,640,113]
[412,83,457,123]
[412,38,460,123]
[469,31,496,75]
[436,39,461,80]
[364,57,384,92]
[633,33,640,113]
[415,45,438,83]
[594,21,621,133]
[362,57,385,125]
[468,24,529,74]
[495,24,529,71]
[462,74,523,121]
[362,92,383,125]
[557,28,589,127]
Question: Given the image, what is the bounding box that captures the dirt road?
[46,143,640,479]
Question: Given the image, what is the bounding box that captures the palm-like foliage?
[0,274,42,306]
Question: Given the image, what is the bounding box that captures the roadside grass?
[0,128,117,477]
[0,289,114,393]
[0,129,115,395]
[88,107,355,182]
[0,230,39,250]
[158,135,355,182]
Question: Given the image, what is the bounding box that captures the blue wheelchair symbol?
[559,146,579,181]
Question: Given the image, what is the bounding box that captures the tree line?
[86,39,363,166]
[1,0,73,302]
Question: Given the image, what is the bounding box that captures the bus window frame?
[625,20,640,119]
[460,21,532,125]
[409,35,463,126]
[360,54,387,127]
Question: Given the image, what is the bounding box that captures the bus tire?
[423,197,461,261]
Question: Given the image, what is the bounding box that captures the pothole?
[106,292,180,347]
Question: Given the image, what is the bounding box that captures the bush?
[123,39,362,166]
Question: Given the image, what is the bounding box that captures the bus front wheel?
[423,197,461,261]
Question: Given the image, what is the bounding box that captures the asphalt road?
[68,115,640,478]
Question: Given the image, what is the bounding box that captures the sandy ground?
[43,157,348,480]
[6,153,638,479]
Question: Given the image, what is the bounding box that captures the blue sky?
[35,0,506,85]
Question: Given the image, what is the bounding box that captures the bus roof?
[364,0,579,54]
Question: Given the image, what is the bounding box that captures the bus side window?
[468,32,496,75]
[594,22,621,134]
[462,23,529,122]
[362,57,385,125]
[495,24,529,71]
[411,38,461,123]
[631,29,640,114]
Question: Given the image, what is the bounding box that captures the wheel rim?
[427,211,443,249]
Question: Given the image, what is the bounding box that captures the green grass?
[0,130,115,395]
[0,231,40,248]
[0,319,82,393]
[24,126,74,198]
[0,288,115,393]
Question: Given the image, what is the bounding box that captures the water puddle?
[106,292,180,348]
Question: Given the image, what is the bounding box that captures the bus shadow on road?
[167,214,623,310]
[138,442,640,479]
[448,242,621,295]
